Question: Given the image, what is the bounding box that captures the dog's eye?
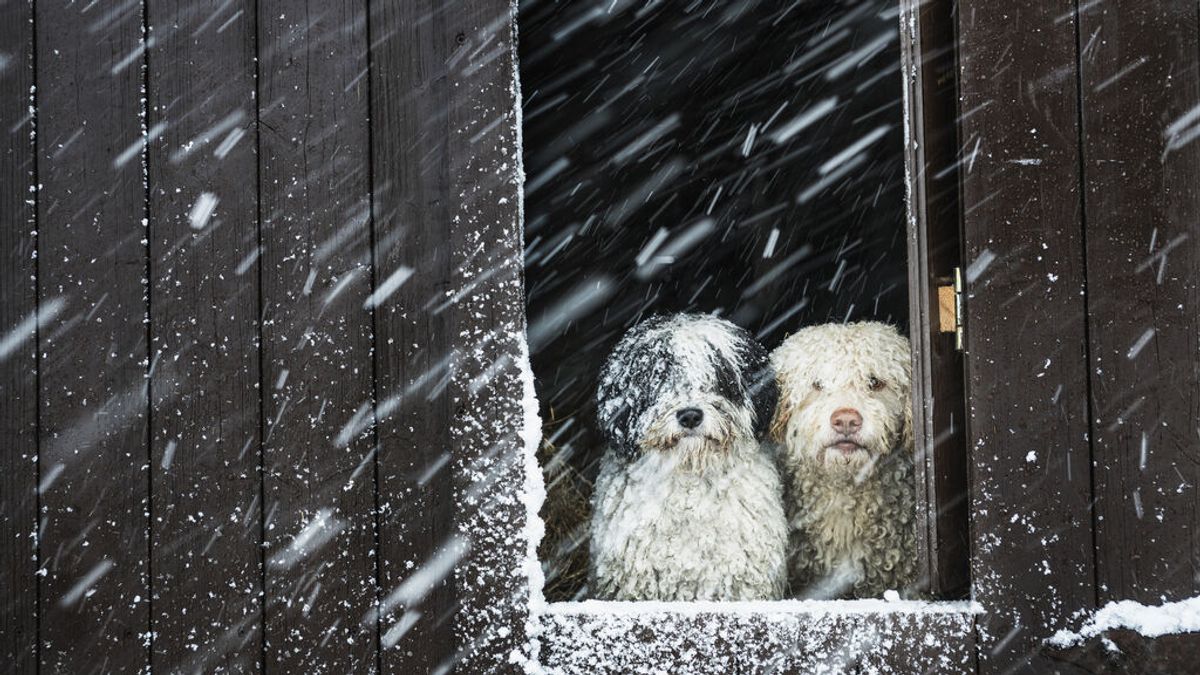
[868,376,886,391]
[812,380,823,391]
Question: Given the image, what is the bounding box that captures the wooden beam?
[1045,630,1200,672]
[442,0,530,670]
[34,1,150,670]
[146,1,263,669]
[370,1,527,669]
[900,0,971,599]
[0,0,37,669]
[256,0,379,669]
[955,0,1098,671]
[368,0,461,668]
[1076,0,1200,605]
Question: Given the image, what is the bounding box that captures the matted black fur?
[594,313,778,459]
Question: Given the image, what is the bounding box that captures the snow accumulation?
[540,598,981,616]
[534,604,978,675]
[1048,595,1200,648]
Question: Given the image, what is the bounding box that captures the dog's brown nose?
[831,408,863,435]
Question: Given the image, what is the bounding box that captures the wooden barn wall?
[0,0,523,672]
[957,0,1200,672]
[1074,0,1200,608]
[1,1,1198,674]
[0,0,37,669]
[37,2,151,671]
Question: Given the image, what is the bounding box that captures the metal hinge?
[937,267,964,351]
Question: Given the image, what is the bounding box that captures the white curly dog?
[770,321,917,599]
[588,313,788,601]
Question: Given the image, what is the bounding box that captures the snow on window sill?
[537,598,983,617]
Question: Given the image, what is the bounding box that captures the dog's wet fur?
[588,313,788,601]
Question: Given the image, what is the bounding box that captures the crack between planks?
[363,0,385,670]
[29,0,42,668]
[1071,0,1103,612]
[139,0,155,670]
[251,0,269,668]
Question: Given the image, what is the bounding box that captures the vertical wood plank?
[956,1,1097,671]
[256,0,379,670]
[1077,0,1200,604]
[368,0,460,669]
[899,0,971,599]
[0,0,37,669]
[444,0,529,670]
[34,1,151,671]
[146,1,263,670]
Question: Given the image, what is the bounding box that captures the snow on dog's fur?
[771,321,916,599]
[588,313,787,601]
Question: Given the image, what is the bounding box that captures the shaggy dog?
[770,321,916,599]
[588,313,788,601]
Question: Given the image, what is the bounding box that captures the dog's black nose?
[676,408,704,429]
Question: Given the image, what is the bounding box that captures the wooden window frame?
[899,0,972,600]
[473,0,979,670]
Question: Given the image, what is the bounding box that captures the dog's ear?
[596,402,640,459]
[768,376,793,444]
[594,317,674,459]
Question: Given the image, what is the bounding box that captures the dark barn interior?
[519,0,909,599]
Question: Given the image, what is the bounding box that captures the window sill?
[539,598,982,616]
[534,599,980,673]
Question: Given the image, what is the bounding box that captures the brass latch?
[937,267,963,351]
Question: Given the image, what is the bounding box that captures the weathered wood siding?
[257,0,377,670]
[146,2,263,670]
[368,0,460,669]
[957,0,1200,672]
[956,1,1098,672]
[36,3,151,671]
[0,1,525,672]
[0,0,36,669]
[1076,0,1200,607]
[1,0,1198,673]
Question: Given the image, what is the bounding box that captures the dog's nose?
[831,408,863,435]
[676,408,704,429]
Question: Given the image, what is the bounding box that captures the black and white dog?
[588,313,788,601]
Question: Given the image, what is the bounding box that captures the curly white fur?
[588,314,787,601]
[770,321,917,599]
[590,437,788,601]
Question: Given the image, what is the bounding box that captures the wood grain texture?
[34,1,151,671]
[20,1,1200,671]
[146,1,263,670]
[1045,629,1200,673]
[0,0,37,670]
[899,0,971,599]
[956,1,1097,672]
[443,1,530,670]
[1076,0,1200,605]
[256,0,379,670]
[367,0,460,669]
